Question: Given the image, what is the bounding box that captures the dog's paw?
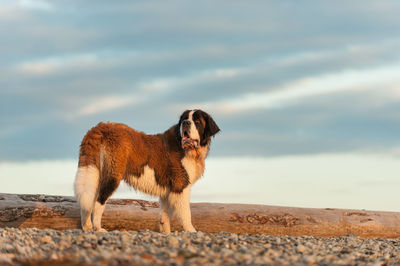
[95,228,108,233]
[82,225,93,232]
[184,226,197,233]
[159,226,171,234]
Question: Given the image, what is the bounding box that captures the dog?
[74,109,220,233]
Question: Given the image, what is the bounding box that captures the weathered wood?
[1,193,399,238]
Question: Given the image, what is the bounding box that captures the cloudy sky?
[1,1,400,210]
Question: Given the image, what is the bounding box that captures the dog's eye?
[195,120,200,124]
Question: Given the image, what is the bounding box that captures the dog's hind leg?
[92,201,107,232]
[92,175,121,232]
[74,165,100,231]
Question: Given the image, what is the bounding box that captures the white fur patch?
[125,165,168,197]
[188,110,200,141]
[181,156,204,184]
[74,165,99,212]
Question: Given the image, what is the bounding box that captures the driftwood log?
[0,193,399,238]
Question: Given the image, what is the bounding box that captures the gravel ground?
[0,228,399,265]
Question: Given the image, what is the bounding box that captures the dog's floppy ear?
[201,111,220,145]
[179,110,191,124]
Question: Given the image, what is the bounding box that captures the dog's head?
[178,109,220,150]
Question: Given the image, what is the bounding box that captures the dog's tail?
[73,125,103,229]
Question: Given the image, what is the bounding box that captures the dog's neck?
[181,144,209,184]
[184,144,209,161]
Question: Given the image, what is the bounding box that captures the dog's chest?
[181,157,205,184]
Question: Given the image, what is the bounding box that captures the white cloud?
[57,95,142,121]
[0,0,53,22]
[77,96,138,116]
[277,38,400,67]
[18,0,53,11]
[191,61,400,113]
[0,3,27,21]
[15,53,101,76]
[137,78,177,93]
[137,67,241,92]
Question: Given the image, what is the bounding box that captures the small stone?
[236,253,252,262]
[168,236,179,247]
[0,254,15,263]
[264,249,281,258]
[178,248,198,259]
[230,243,238,251]
[16,246,27,254]
[229,234,239,242]
[204,235,211,242]
[41,235,52,244]
[82,242,92,248]
[195,231,204,238]
[297,244,306,253]
[3,244,15,253]
[304,255,316,264]
[77,235,85,243]
[121,234,131,243]
[264,243,272,249]
[141,253,155,261]
[58,240,68,247]
[325,254,336,261]
[253,257,268,264]
[289,254,301,262]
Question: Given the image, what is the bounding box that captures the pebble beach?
[0,228,399,265]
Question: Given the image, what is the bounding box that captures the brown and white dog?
[74,109,220,233]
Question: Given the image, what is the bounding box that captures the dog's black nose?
[182,120,191,127]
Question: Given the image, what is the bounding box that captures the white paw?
[82,226,93,232]
[185,226,196,233]
[159,226,171,234]
[95,228,108,233]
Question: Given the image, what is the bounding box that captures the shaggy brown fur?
[79,123,192,204]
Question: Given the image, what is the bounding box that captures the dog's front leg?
[159,197,173,234]
[168,186,196,232]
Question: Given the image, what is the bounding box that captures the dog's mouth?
[181,133,199,150]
